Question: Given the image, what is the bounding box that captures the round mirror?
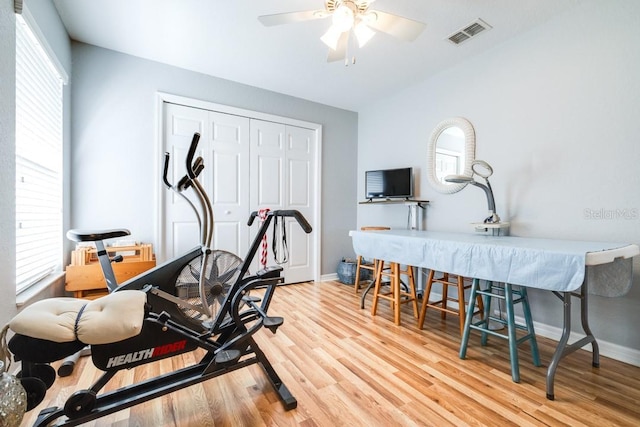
[426,117,476,194]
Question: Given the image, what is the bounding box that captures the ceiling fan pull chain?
[344,28,356,66]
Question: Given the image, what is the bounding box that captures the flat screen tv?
[365,167,413,200]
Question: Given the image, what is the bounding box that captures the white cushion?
[10,290,146,345]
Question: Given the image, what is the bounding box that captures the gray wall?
[357,0,640,356]
[69,42,358,276]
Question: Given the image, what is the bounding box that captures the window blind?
[15,15,63,292]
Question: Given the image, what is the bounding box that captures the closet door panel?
[209,111,250,256]
[162,103,208,261]
[282,126,315,282]
[251,120,285,208]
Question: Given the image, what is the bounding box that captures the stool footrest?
[377,293,415,302]
[469,323,536,344]
[425,301,483,317]
[475,315,531,331]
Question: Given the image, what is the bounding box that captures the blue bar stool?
[459,279,541,382]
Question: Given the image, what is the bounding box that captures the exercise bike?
[6,132,312,426]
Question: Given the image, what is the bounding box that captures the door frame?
[155,92,322,282]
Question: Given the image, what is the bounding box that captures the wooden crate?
[65,244,156,298]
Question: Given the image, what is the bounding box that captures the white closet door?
[162,103,208,261]
[284,125,315,283]
[250,120,315,283]
[162,101,318,283]
[162,103,250,261]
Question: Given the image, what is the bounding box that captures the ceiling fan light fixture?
[332,3,355,32]
[320,25,343,50]
[354,21,375,47]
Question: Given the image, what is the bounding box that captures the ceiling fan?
[258,0,426,64]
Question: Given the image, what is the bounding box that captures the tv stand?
[358,198,428,231]
[358,198,429,294]
[359,198,428,207]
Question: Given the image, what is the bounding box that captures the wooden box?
[65,244,156,298]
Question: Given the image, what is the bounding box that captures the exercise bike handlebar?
[185,132,201,179]
[176,157,204,191]
[162,152,171,188]
[162,153,204,192]
[247,210,313,233]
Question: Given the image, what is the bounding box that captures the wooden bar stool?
[459,279,541,383]
[353,227,390,309]
[371,260,419,326]
[418,270,484,334]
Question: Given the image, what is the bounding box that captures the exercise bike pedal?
[264,316,284,333]
[242,295,262,303]
[20,376,47,411]
[214,349,242,366]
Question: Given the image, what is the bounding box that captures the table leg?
[580,285,600,369]
[546,285,599,400]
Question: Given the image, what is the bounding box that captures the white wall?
[69,43,358,276]
[358,0,640,354]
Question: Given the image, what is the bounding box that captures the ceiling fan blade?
[327,32,349,63]
[364,10,426,41]
[258,10,329,26]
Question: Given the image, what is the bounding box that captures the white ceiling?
[52,0,582,111]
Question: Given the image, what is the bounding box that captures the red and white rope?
[258,208,270,269]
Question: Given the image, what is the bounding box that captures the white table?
[350,229,639,399]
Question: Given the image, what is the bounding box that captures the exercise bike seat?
[8,290,146,363]
[67,228,131,243]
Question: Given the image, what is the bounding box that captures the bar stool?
[353,227,390,308]
[418,270,484,335]
[371,260,419,326]
[459,279,541,383]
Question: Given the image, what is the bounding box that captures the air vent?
[447,18,492,45]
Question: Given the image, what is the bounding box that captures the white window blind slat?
[15,15,63,293]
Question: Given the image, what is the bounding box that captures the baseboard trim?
[513,313,640,367]
[321,273,339,282]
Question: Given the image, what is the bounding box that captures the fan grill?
[175,250,244,323]
[447,18,492,45]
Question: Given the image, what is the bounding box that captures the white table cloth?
[350,229,638,292]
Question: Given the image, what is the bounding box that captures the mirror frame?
[426,117,476,194]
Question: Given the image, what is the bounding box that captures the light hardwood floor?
[21,281,640,426]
